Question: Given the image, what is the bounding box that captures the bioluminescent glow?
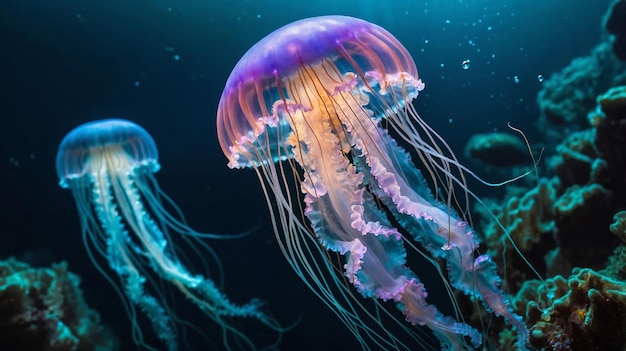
[217,16,529,350]
[57,118,281,351]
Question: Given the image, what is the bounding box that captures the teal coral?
[464,132,529,167]
[474,4,626,349]
[536,0,626,139]
[537,43,626,138]
[536,1,626,143]
[589,85,626,195]
[605,0,626,61]
[553,184,615,269]
[514,268,626,350]
[601,245,626,280]
[475,84,626,349]
[476,85,626,350]
[0,258,118,351]
[482,179,556,290]
[476,26,626,347]
[609,211,626,242]
[550,129,596,187]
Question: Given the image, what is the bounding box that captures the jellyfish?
[216,16,529,350]
[56,118,280,351]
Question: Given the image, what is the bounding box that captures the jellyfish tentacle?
[217,15,534,350]
[119,169,274,325]
[348,81,530,348]
[388,278,482,350]
[125,271,178,351]
[301,146,480,349]
[92,172,178,351]
[58,118,285,350]
[281,62,481,350]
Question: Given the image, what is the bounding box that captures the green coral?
[477,88,626,351]
[514,268,626,350]
[537,43,626,134]
[0,258,118,351]
[480,178,557,292]
[609,210,626,242]
[601,244,626,280]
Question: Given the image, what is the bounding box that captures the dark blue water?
[0,1,609,350]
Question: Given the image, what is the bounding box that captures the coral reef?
[480,179,557,291]
[483,85,626,292]
[609,210,626,243]
[0,258,118,351]
[476,84,626,350]
[605,0,626,61]
[513,268,626,350]
[536,0,626,144]
[602,244,626,280]
[552,183,615,270]
[536,43,626,144]
[550,129,596,188]
[464,132,529,167]
[590,86,626,197]
[474,5,626,347]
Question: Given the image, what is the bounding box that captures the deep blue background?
[0,1,609,350]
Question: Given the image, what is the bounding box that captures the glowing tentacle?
[116,171,269,321]
[93,167,273,351]
[281,61,481,349]
[342,73,529,348]
[91,173,177,351]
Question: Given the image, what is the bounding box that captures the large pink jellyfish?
[216,16,529,350]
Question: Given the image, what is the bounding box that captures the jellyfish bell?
[218,16,423,169]
[217,15,530,350]
[57,118,282,351]
[56,119,159,188]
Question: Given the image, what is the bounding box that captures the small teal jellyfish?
[217,16,529,350]
[56,118,280,351]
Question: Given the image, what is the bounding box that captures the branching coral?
[0,258,118,351]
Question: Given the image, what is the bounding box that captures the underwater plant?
[216,15,528,350]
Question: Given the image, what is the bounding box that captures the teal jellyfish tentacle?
[91,173,177,351]
[122,172,272,323]
[125,271,178,351]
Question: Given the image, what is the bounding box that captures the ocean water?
[0,1,611,350]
